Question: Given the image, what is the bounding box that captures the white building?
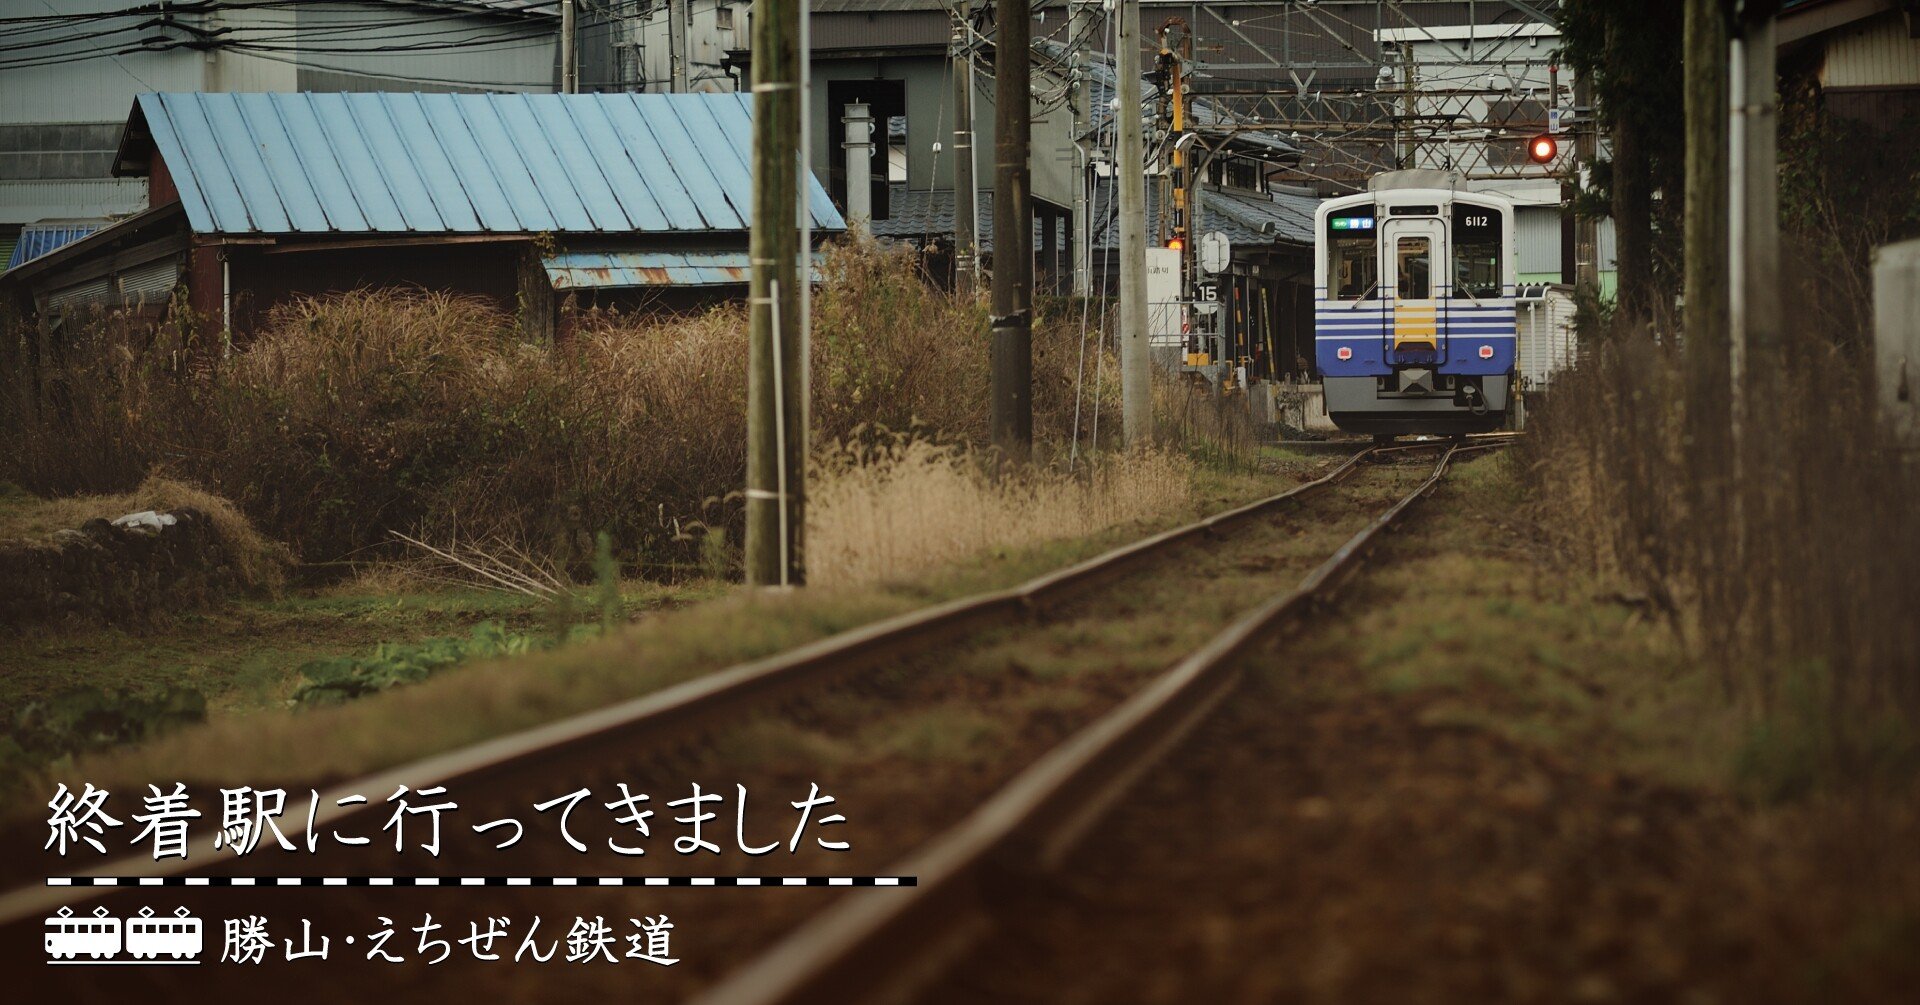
[0,1,559,268]
[1377,20,1618,294]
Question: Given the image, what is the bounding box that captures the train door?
[1382,216,1446,364]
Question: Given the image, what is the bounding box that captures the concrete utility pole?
[1732,3,1782,406]
[1068,0,1096,297]
[953,2,979,298]
[1874,241,1920,444]
[669,0,690,92]
[1117,0,1152,446]
[1574,70,1599,294]
[746,0,805,586]
[991,0,1034,454]
[560,0,577,93]
[843,102,873,240]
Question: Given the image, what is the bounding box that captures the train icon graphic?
[45,905,202,962]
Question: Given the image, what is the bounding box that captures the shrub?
[0,243,1209,573]
[1522,310,1920,787]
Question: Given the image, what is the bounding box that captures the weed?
[807,435,1193,587]
[290,620,592,705]
[11,686,207,770]
[0,245,1156,572]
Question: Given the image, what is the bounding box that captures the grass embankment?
[3,451,1299,817]
[1286,455,1920,998]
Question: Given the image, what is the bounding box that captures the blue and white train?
[1314,170,1518,436]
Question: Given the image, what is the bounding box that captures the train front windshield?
[1329,213,1378,300]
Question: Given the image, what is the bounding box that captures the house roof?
[116,92,844,237]
[5,221,108,271]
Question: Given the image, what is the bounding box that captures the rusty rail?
[691,440,1503,1005]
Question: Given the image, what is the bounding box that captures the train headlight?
[1528,134,1559,164]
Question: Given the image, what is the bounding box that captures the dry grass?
[0,474,289,591]
[0,243,1149,573]
[808,437,1194,588]
[1523,308,1920,797]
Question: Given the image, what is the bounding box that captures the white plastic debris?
[111,510,178,531]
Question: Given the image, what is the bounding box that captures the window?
[1332,234,1377,300]
[715,5,734,31]
[1396,236,1432,300]
[1451,203,1502,299]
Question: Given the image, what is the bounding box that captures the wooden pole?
[1684,0,1732,473]
[991,0,1034,454]
[1117,0,1152,447]
[746,0,805,586]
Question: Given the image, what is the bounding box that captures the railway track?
[3,437,1505,998]
[690,440,1502,1005]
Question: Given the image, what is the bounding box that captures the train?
[44,906,201,961]
[1314,170,1519,437]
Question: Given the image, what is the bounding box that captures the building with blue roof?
[2,90,842,340]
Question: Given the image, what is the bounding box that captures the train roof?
[1315,180,1516,220]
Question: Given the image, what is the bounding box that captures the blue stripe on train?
[1316,334,1517,377]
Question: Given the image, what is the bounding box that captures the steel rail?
[0,447,1382,926]
[693,440,1504,1005]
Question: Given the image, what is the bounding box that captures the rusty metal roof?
[121,92,844,237]
[545,250,826,288]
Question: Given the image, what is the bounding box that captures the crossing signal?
[1528,134,1559,164]
[1166,236,1185,252]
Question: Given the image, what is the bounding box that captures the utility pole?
[1574,70,1599,294]
[1068,0,1095,297]
[953,2,979,298]
[990,0,1034,454]
[1684,0,1731,415]
[843,102,873,240]
[1117,0,1151,447]
[668,0,690,92]
[1399,44,1416,169]
[746,0,804,586]
[560,0,577,93]
[1683,0,1732,516]
[1732,2,1782,416]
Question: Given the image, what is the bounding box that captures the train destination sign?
[1330,216,1376,231]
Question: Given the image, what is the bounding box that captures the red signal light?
[1528,134,1559,164]
[1166,237,1185,251]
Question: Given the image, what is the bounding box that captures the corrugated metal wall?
[1821,11,1920,89]
[1516,205,1616,277]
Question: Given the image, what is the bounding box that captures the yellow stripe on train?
[1393,305,1437,349]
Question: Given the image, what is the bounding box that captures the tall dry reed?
[807,435,1193,588]
[0,243,1183,570]
[1523,309,1920,792]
